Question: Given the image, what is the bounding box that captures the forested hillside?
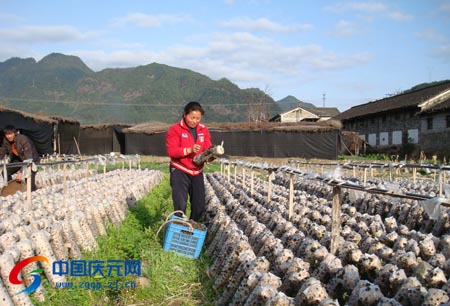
[0,53,281,124]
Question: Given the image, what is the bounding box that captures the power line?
[0,96,285,108]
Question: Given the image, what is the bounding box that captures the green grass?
[31,164,217,306]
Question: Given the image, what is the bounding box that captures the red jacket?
[166,119,212,176]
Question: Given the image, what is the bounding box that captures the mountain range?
[0,53,316,125]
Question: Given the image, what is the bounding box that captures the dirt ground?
[140,155,335,165]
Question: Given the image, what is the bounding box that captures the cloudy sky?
[1,0,449,112]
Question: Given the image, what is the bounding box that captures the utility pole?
[322,93,326,107]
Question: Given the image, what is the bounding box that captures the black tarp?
[125,132,167,156]
[211,130,340,159]
[113,125,128,154]
[124,129,340,159]
[50,116,81,155]
[0,107,55,155]
[79,124,130,155]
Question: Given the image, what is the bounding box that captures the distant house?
[269,106,340,123]
[333,81,450,157]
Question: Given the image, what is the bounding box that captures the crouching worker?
[166,102,212,222]
[0,125,40,191]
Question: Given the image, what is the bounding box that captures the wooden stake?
[288,173,294,220]
[73,137,81,156]
[26,163,32,207]
[58,134,61,155]
[330,186,342,255]
[63,163,67,194]
[250,170,254,196]
[267,171,273,202]
[85,162,89,189]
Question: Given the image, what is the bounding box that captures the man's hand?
[15,172,22,182]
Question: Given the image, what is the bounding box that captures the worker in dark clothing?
[0,125,40,191]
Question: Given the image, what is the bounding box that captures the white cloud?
[440,2,450,12]
[324,2,387,14]
[387,11,414,22]
[72,31,373,89]
[433,44,450,60]
[309,51,372,70]
[324,2,414,23]
[0,13,22,22]
[0,25,96,43]
[111,13,190,28]
[221,17,312,32]
[416,28,447,42]
[330,20,360,38]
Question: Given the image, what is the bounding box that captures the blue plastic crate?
[163,215,207,259]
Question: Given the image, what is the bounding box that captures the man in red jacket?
[166,102,212,222]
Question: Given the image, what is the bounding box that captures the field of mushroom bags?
[203,165,450,306]
[0,166,163,306]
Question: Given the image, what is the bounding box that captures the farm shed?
[78,124,130,155]
[49,115,80,155]
[123,121,341,159]
[0,105,56,155]
[123,122,169,156]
